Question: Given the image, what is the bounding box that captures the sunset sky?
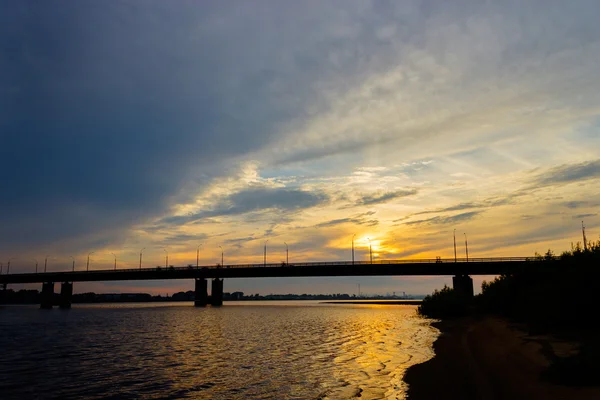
[1,1,599,295]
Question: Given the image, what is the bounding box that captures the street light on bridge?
[264,240,269,267]
[453,229,457,263]
[368,238,373,264]
[352,234,356,265]
[139,247,145,269]
[464,233,469,262]
[218,245,224,267]
[87,252,95,272]
[284,242,289,265]
[110,253,117,270]
[7,258,17,274]
[70,256,75,272]
[196,244,202,268]
[29,258,39,274]
[163,248,169,268]
[44,255,51,273]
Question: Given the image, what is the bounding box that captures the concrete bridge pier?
[59,282,73,309]
[40,282,55,309]
[452,275,474,298]
[0,283,6,305]
[194,278,208,307]
[211,278,223,306]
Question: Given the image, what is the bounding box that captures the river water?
[0,301,438,399]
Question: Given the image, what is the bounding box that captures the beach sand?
[404,316,600,399]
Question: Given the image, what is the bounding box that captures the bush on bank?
[417,285,469,319]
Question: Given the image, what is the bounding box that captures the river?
[0,301,438,399]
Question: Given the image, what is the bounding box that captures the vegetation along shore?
[406,240,600,399]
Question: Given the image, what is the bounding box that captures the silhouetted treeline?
[0,291,156,304]
[477,240,600,329]
[419,239,600,327]
[1,290,412,305]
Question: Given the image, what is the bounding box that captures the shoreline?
[404,316,600,399]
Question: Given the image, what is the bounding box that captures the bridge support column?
[40,282,55,309]
[0,283,6,305]
[211,278,223,306]
[59,282,73,309]
[452,275,474,298]
[194,278,208,307]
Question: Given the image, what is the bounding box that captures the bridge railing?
[5,256,539,277]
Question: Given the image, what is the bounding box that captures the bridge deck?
[0,257,538,284]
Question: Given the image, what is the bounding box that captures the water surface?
[0,301,438,399]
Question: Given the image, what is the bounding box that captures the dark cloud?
[356,189,418,206]
[531,159,600,187]
[413,202,484,215]
[314,210,379,228]
[563,200,600,209]
[161,187,328,226]
[315,217,379,228]
[413,196,515,217]
[224,236,257,249]
[160,233,209,245]
[0,2,355,252]
[403,211,482,226]
[564,201,587,209]
[573,213,597,219]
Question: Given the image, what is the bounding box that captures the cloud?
[0,2,359,252]
[573,213,597,219]
[413,202,486,216]
[160,187,328,226]
[531,159,600,187]
[403,211,483,227]
[356,189,418,206]
[224,236,257,248]
[159,233,209,246]
[564,201,588,209]
[405,194,516,219]
[315,217,379,228]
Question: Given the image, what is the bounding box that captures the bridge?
[0,257,537,309]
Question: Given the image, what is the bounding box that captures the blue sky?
[1,1,599,295]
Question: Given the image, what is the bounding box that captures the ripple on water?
[0,302,438,400]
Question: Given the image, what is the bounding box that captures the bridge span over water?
[0,257,536,309]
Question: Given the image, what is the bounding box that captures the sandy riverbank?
[404,316,600,399]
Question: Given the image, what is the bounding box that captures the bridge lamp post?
[368,238,373,264]
[352,234,356,265]
[164,248,168,268]
[196,244,202,268]
[453,229,457,263]
[284,242,288,265]
[139,248,145,269]
[86,252,95,272]
[0,262,2,274]
[44,255,51,273]
[31,258,39,274]
[264,240,269,267]
[111,253,117,270]
[464,233,469,262]
[219,246,224,267]
[70,256,75,272]
[7,258,17,275]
